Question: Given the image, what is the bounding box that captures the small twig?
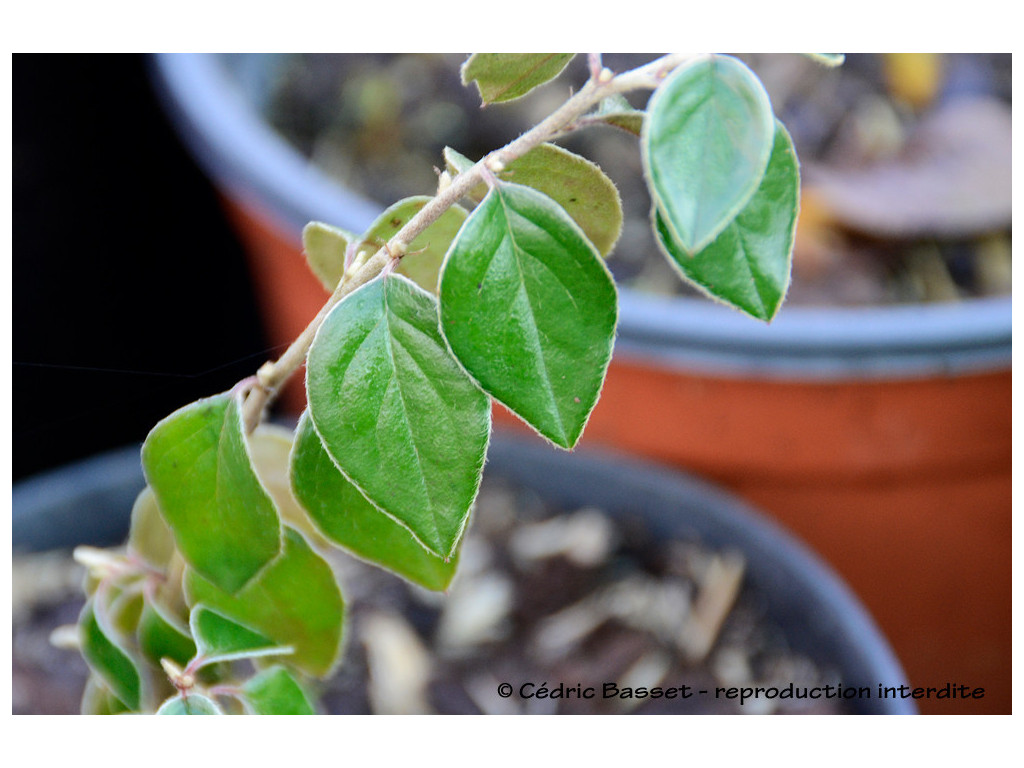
[240,53,698,432]
[478,162,501,190]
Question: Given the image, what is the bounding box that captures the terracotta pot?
[151,53,1011,713]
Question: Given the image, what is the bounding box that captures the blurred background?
[13,54,270,482]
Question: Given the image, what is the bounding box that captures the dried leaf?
[805,97,1011,238]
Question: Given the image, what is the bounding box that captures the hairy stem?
[242,52,696,431]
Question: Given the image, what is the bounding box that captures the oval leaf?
[189,604,292,666]
[446,144,622,257]
[303,221,359,292]
[137,600,196,669]
[643,54,775,253]
[81,675,131,715]
[307,274,490,558]
[461,53,575,104]
[438,182,618,449]
[588,94,645,136]
[291,411,459,591]
[108,587,144,637]
[157,693,223,715]
[141,392,281,594]
[127,487,175,571]
[79,599,142,711]
[443,146,475,177]
[653,122,799,321]
[354,197,469,294]
[241,665,316,715]
[248,424,329,548]
[184,527,344,678]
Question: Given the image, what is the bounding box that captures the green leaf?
[189,604,292,665]
[241,665,316,715]
[156,693,223,715]
[108,587,144,637]
[307,274,490,558]
[303,221,359,292]
[461,53,575,104]
[81,675,131,715]
[184,527,345,678]
[141,392,281,594]
[444,146,476,177]
[354,197,469,294]
[653,122,799,321]
[439,182,617,449]
[446,144,622,258]
[248,424,330,548]
[137,600,196,668]
[643,54,775,254]
[127,487,175,570]
[291,411,459,591]
[589,94,645,136]
[79,599,142,711]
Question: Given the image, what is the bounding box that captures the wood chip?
[436,572,513,655]
[614,650,673,712]
[531,596,608,662]
[510,507,616,567]
[677,552,746,662]
[361,611,433,714]
[805,96,1012,238]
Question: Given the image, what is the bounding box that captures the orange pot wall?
[225,197,1012,714]
[562,358,1012,715]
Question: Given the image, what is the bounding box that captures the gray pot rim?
[149,52,1011,380]
[13,434,915,714]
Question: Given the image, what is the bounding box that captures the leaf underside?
[461,53,575,104]
[157,693,222,715]
[303,221,359,292]
[79,600,142,711]
[445,144,623,257]
[653,121,800,321]
[644,54,776,254]
[363,197,469,294]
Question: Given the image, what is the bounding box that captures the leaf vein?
[495,191,567,443]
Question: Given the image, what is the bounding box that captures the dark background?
[13,54,270,481]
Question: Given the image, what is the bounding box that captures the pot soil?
[12,437,912,715]
[149,53,1009,713]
